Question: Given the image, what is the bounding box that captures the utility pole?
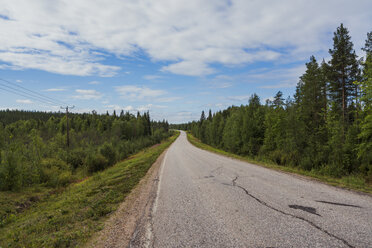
[61,105,75,148]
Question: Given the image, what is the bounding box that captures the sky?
[0,0,371,123]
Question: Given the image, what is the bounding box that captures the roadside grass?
[187,132,372,195]
[0,132,179,248]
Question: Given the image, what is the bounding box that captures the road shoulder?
[85,149,167,248]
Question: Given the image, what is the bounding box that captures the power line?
[0,85,61,106]
[0,77,66,105]
[0,78,68,106]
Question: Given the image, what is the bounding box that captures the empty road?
[131,131,372,247]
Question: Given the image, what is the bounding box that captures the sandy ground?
[85,150,167,248]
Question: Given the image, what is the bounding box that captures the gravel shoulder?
[85,149,167,248]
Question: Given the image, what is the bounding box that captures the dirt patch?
[85,148,167,248]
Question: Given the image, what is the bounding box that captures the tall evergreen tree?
[328,23,360,129]
[208,109,212,121]
[295,56,328,167]
[295,56,327,129]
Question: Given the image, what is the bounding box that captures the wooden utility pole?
[61,105,74,148]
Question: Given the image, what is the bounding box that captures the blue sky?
[0,0,371,123]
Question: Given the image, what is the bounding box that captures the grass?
[0,132,179,248]
[187,132,372,195]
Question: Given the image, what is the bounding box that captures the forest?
[173,24,372,181]
[0,109,171,191]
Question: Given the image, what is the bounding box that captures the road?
[130,131,372,248]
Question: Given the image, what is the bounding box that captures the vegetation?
[0,108,175,246]
[0,132,178,247]
[172,25,372,188]
[0,109,170,191]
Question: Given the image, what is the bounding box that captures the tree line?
[0,109,171,191]
[173,24,371,180]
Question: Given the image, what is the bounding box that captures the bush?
[99,142,117,167]
[66,148,86,169]
[39,158,71,187]
[85,152,108,173]
[0,149,22,191]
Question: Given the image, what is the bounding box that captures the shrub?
[85,152,108,173]
[99,142,117,167]
[66,148,86,169]
[0,149,21,191]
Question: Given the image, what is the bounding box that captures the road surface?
[130,131,372,247]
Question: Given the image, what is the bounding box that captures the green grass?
[187,132,372,194]
[0,132,179,248]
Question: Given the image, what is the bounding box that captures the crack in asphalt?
[231,176,354,248]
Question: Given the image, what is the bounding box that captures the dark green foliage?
[328,24,360,128]
[173,25,371,180]
[0,110,171,191]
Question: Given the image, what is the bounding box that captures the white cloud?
[207,74,234,88]
[156,97,181,103]
[226,95,251,101]
[16,79,22,83]
[105,104,121,110]
[260,82,297,89]
[143,75,163,80]
[88,81,100,85]
[162,60,215,76]
[0,1,369,76]
[44,88,66,92]
[16,99,33,104]
[123,105,134,111]
[104,104,166,113]
[115,85,166,100]
[72,89,103,100]
[137,104,166,112]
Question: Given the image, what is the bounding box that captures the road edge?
[85,133,178,248]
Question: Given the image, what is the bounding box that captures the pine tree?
[328,23,360,129]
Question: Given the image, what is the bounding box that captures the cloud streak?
[115,85,166,101]
[72,89,103,100]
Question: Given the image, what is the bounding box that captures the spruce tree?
[295,56,326,129]
[295,56,328,167]
[208,109,212,121]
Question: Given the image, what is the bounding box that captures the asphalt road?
[131,131,372,248]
